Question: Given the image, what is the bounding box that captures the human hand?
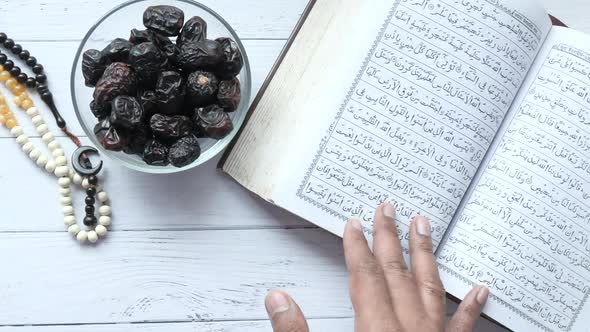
[264,203,489,332]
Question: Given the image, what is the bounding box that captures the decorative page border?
[296,0,401,226]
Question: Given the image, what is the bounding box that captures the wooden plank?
[0,227,503,331]
[0,0,308,41]
[0,39,285,138]
[0,317,509,332]
[0,137,312,231]
[0,229,350,325]
[0,319,354,332]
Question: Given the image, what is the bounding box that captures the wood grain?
[0,0,309,41]
[0,229,349,325]
[0,319,354,332]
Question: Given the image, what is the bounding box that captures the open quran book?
[219,0,590,330]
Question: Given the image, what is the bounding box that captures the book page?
[438,27,590,332]
[271,0,551,250]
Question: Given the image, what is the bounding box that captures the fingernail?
[476,286,489,305]
[265,291,291,317]
[349,218,363,231]
[382,203,396,219]
[415,216,431,237]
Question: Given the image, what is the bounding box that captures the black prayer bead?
[88,175,98,185]
[86,187,96,196]
[3,39,14,49]
[0,33,6,43]
[16,73,27,83]
[36,84,48,93]
[35,73,47,83]
[32,64,43,74]
[11,44,22,54]
[83,216,97,226]
[9,66,20,77]
[0,53,6,64]
[85,196,95,205]
[25,77,36,88]
[26,56,36,66]
[19,50,29,60]
[85,205,95,214]
[3,60,13,70]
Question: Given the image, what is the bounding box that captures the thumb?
[265,290,310,332]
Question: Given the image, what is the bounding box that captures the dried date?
[155,71,185,115]
[93,63,137,111]
[124,124,151,155]
[177,16,207,48]
[168,134,201,167]
[194,105,233,139]
[109,95,145,129]
[186,71,219,107]
[150,114,193,140]
[128,42,167,87]
[143,5,185,37]
[82,49,106,87]
[138,90,158,120]
[215,37,243,79]
[100,126,128,152]
[178,39,222,71]
[101,38,132,63]
[143,139,170,166]
[217,78,241,112]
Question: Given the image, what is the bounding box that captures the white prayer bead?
[45,160,56,173]
[82,178,90,189]
[55,156,67,166]
[29,149,41,161]
[22,142,33,154]
[62,205,74,216]
[73,173,83,185]
[16,134,28,145]
[48,140,60,151]
[60,196,72,206]
[37,124,49,135]
[95,225,108,237]
[58,177,71,188]
[42,132,54,144]
[68,224,80,235]
[32,115,44,126]
[10,126,23,136]
[87,231,98,243]
[59,187,71,196]
[99,205,112,216]
[97,191,108,203]
[99,216,111,226]
[26,107,38,117]
[52,149,65,158]
[64,216,76,226]
[77,230,88,243]
[55,166,69,178]
[36,155,48,167]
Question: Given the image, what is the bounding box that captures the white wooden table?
[0,1,586,331]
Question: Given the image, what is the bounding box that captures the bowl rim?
[70,0,252,174]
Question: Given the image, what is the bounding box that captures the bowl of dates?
[71,0,251,173]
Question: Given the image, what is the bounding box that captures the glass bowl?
[71,0,251,174]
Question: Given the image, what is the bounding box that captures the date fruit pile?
[82,5,243,168]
